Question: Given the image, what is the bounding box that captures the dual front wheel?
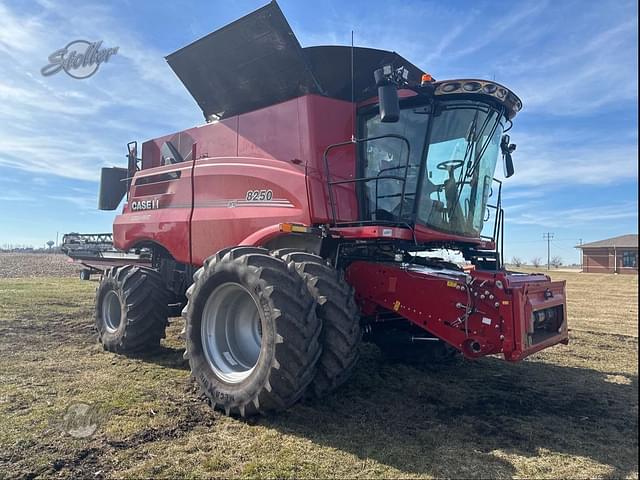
[182,247,361,416]
[94,248,361,416]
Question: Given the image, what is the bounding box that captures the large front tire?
[183,247,322,416]
[275,250,361,398]
[95,265,169,353]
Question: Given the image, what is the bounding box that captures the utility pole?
[543,232,554,270]
[579,238,583,270]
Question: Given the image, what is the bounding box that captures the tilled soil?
[0,253,80,278]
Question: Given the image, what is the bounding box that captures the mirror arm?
[500,135,515,178]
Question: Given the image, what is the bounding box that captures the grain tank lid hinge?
[165,1,424,120]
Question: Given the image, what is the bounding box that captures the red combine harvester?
[90,2,568,416]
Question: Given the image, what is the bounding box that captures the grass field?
[0,268,637,479]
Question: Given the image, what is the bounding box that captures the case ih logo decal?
[41,40,119,79]
[131,199,160,211]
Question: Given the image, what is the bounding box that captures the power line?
[543,232,554,270]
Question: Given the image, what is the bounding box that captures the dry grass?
[0,269,637,479]
[546,269,638,338]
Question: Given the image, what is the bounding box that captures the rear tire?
[95,265,169,353]
[183,247,322,416]
[275,250,361,398]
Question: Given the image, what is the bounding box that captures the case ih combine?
[82,2,568,416]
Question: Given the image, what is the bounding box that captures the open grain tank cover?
[165,1,423,120]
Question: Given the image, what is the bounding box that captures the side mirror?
[377,84,399,123]
[127,141,139,174]
[98,167,128,210]
[374,66,400,123]
[127,141,137,157]
[503,152,515,178]
[500,134,516,178]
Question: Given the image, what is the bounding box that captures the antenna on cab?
[351,30,355,142]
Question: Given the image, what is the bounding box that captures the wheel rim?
[201,283,263,384]
[102,290,122,333]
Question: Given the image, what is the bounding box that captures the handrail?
[480,177,502,243]
[498,208,504,268]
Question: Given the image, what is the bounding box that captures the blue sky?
[0,0,637,263]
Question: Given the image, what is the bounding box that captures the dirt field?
[0,256,637,479]
[0,253,80,279]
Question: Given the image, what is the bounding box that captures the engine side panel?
[190,157,310,265]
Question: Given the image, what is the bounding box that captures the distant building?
[576,234,638,274]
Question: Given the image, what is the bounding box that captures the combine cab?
[85,1,568,416]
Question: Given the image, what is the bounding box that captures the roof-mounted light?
[434,79,523,118]
[442,82,460,93]
[421,73,435,85]
[462,81,482,92]
[482,84,497,94]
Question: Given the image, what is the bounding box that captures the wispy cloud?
[507,201,638,228]
[0,191,36,202]
[506,18,638,114]
[501,189,546,201]
[500,138,638,188]
[48,194,97,211]
[443,1,550,62]
[423,21,472,65]
[0,0,200,181]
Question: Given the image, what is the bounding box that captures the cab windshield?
[361,100,505,237]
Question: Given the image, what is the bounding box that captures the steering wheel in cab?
[436,160,464,174]
[436,159,464,190]
[435,160,465,217]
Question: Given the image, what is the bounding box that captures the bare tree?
[551,256,563,268]
[511,256,523,267]
[531,257,542,268]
